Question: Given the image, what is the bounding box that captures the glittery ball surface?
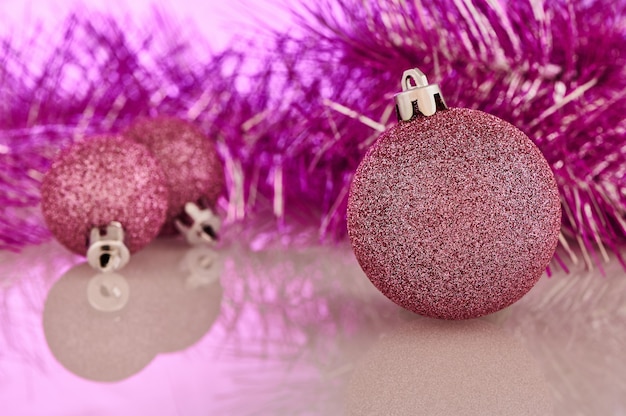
[41,136,169,255]
[125,117,225,235]
[347,108,561,320]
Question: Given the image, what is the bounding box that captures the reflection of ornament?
[125,117,224,241]
[346,319,552,415]
[213,243,387,415]
[41,136,169,272]
[182,244,221,288]
[86,272,130,312]
[348,69,561,320]
[43,239,222,382]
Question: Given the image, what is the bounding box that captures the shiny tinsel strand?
[0,12,244,249]
[258,0,626,269]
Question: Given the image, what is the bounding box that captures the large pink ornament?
[125,117,224,241]
[347,69,561,319]
[41,136,169,271]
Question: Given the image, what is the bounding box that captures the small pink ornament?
[125,117,224,243]
[41,136,169,272]
[347,68,561,320]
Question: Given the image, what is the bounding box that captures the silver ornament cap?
[86,222,131,272]
[175,202,221,245]
[394,68,448,121]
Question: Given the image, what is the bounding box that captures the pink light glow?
[0,0,295,52]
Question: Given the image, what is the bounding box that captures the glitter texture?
[347,108,562,319]
[125,117,225,235]
[41,136,168,255]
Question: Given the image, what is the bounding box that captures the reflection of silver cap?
[86,222,130,272]
[87,272,130,312]
[181,246,221,289]
[394,68,447,121]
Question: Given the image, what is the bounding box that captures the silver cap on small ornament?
[175,202,221,245]
[86,222,131,273]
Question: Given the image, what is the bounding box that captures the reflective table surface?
[1,237,625,415]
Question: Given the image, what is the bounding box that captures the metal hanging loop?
[394,68,448,121]
[86,222,131,273]
[175,202,221,245]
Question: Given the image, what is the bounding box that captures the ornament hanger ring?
[402,68,429,91]
[395,67,447,121]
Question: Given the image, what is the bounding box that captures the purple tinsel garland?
[0,13,245,250]
[267,0,626,269]
[1,1,626,271]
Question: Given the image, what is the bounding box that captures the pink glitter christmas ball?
[41,136,169,255]
[125,117,225,235]
[347,108,561,320]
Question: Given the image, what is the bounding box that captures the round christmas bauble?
[125,117,225,235]
[41,136,169,255]
[347,107,561,319]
